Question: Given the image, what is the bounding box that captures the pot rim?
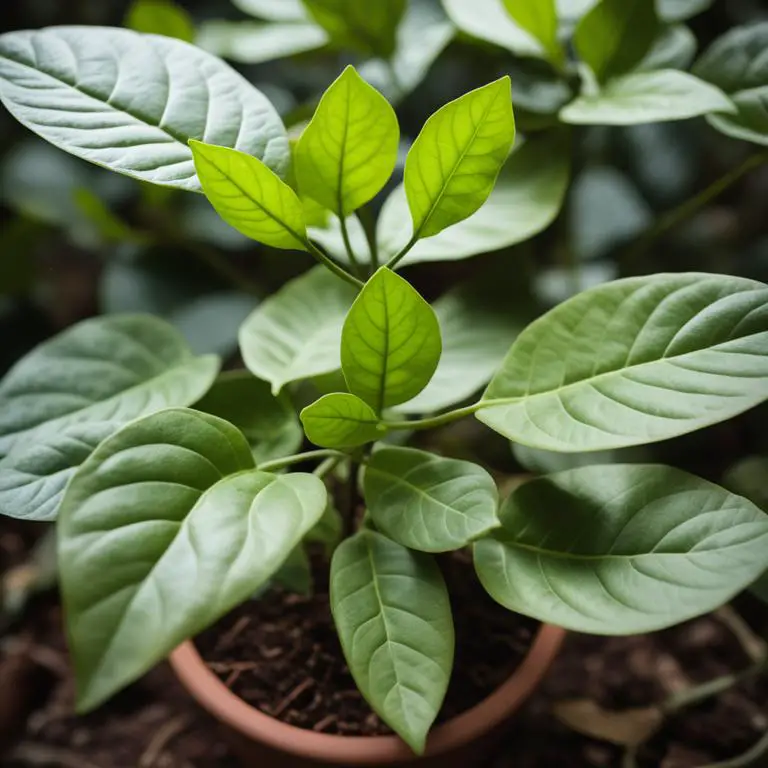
[170,623,566,764]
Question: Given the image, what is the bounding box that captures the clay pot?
[170,623,566,767]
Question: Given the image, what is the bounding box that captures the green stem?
[384,235,418,271]
[357,209,379,273]
[305,240,364,289]
[313,456,345,479]
[340,216,364,278]
[702,729,768,768]
[257,449,346,473]
[383,402,488,431]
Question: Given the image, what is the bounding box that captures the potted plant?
[0,2,767,765]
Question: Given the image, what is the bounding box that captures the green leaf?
[341,268,441,412]
[658,0,712,23]
[190,141,307,251]
[364,447,499,552]
[560,70,734,125]
[723,456,768,512]
[379,132,569,267]
[239,267,357,394]
[197,20,328,64]
[574,0,659,82]
[330,530,453,753]
[636,24,698,73]
[194,371,302,463]
[295,66,398,217]
[474,464,768,634]
[706,89,768,147]
[512,443,649,475]
[502,0,563,66]
[404,78,515,240]
[234,0,309,20]
[0,27,289,192]
[300,393,385,449]
[478,273,768,452]
[125,0,195,42]
[273,545,313,596]
[59,408,327,712]
[307,501,344,555]
[301,0,407,57]
[751,572,768,605]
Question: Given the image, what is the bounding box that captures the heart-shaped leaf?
[296,66,398,217]
[478,273,768,451]
[474,464,768,634]
[364,447,499,552]
[330,530,454,753]
[125,0,195,41]
[300,393,385,449]
[561,70,735,125]
[191,141,307,251]
[59,407,327,711]
[502,0,562,66]
[239,267,357,394]
[0,27,290,191]
[404,77,515,240]
[341,268,441,413]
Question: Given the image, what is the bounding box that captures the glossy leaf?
[341,268,441,412]
[194,371,302,463]
[574,0,659,82]
[330,530,453,753]
[560,70,734,125]
[0,27,290,191]
[191,141,307,251]
[125,0,195,41]
[234,0,308,20]
[502,0,562,66]
[379,132,569,267]
[478,273,768,452]
[295,66,398,217]
[365,447,499,552]
[404,78,515,240]
[301,393,385,448]
[59,408,327,711]
[302,0,407,57]
[239,267,357,394]
[474,464,768,634]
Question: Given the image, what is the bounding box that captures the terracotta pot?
[170,623,566,767]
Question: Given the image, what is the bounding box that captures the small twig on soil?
[11,743,102,768]
[217,616,251,652]
[206,661,259,673]
[313,713,338,732]
[715,605,768,663]
[139,714,191,768]
[701,728,768,768]
[271,678,314,718]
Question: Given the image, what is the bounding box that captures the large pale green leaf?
[475,465,768,634]
[404,78,515,241]
[301,0,407,57]
[301,393,385,448]
[234,0,309,20]
[341,268,441,413]
[478,273,768,452]
[364,447,499,552]
[441,0,544,58]
[125,0,195,41]
[502,0,562,66]
[574,0,659,82]
[658,0,712,22]
[330,530,453,753]
[379,132,569,267]
[59,408,327,711]
[191,141,307,251]
[0,27,289,192]
[560,70,734,125]
[239,267,357,394]
[295,67,398,217]
[194,371,302,463]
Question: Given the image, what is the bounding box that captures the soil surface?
[196,551,539,736]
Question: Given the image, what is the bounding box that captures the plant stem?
[257,449,346,473]
[305,239,364,288]
[701,729,768,768]
[339,216,364,279]
[384,235,418,271]
[356,209,379,273]
[383,402,487,431]
[313,456,344,479]
[343,461,358,539]
[626,150,768,264]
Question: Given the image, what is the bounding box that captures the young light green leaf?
[330,530,454,753]
[560,70,735,125]
[0,27,289,191]
[59,408,327,712]
[194,371,302,463]
[379,132,569,266]
[234,0,308,20]
[190,141,307,251]
[474,465,768,634]
[302,0,407,57]
[502,0,563,66]
[574,0,659,82]
[239,267,357,394]
[365,447,499,552]
[341,268,441,412]
[478,273,768,452]
[658,0,711,22]
[295,66,398,217]
[125,0,195,42]
[300,393,385,449]
[404,78,515,241]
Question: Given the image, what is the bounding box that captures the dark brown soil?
[195,551,539,737]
